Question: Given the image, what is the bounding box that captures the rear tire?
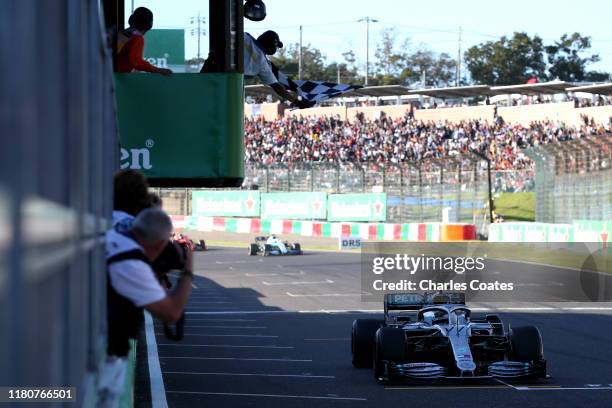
[373,327,406,381]
[293,243,302,254]
[510,326,544,362]
[351,319,383,368]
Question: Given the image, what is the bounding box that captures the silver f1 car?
[248,235,303,256]
[352,293,546,383]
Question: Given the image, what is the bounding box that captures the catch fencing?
[524,135,612,224]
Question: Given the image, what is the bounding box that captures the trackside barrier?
[170,216,476,241]
[488,222,610,248]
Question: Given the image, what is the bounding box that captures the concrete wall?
[285,105,348,120]
[244,102,285,121]
[246,101,612,125]
[497,102,577,126]
[414,105,495,123]
[576,106,612,125]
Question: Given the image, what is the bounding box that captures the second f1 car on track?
[352,293,547,382]
[248,235,303,256]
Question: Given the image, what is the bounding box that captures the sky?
[129,0,612,76]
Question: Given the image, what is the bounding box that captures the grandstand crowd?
[244,113,608,170]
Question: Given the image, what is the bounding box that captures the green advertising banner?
[143,29,185,67]
[192,191,260,217]
[260,193,327,220]
[327,193,387,222]
[115,73,244,187]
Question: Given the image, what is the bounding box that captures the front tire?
[373,327,406,381]
[248,244,258,256]
[351,319,383,368]
[510,326,544,362]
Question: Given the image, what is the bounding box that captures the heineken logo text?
[120,147,152,170]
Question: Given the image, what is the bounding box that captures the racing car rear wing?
[384,293,466,315]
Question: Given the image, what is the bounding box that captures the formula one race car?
[352,292,546,383]
[172,232,206,252]
[248,235,302,256]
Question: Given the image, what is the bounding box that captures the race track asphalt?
[136,246,612,408]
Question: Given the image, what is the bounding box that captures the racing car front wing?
[386,360,546,380]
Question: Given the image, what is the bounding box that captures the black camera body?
[151,240,190,341]
[152,240,188,274]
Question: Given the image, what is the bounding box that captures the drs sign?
[338,237,362,250]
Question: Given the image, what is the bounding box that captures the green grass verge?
[494,192,535,222]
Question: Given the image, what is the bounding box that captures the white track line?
[182,325,266,329]
[157,333,278,338]
[245,272,278,277]
[286,292,364,297]
[181,318,257,322]
[186,310,382,315]
[262,279,334,286]
[166,390,367,401]
[163,371,335,379]
[515,386,612,391]
[144,311,168,408]
[159,357,312,362]
[184,307,612,315]
[157,344,293,349]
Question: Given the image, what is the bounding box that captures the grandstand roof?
[245,84,411,100]
[565,83,612,95]
[408,85,494,99]
[349,85,410,97]
[491,80,571,95]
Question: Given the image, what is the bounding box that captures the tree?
[464,32,546,85]
[271,43,328,80]
[584,71,611,82]
[373,28,404,85]
[545,33,600,82]
[402,49,456,87]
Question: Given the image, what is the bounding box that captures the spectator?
[149,192,163,208]
[243,115,607,171]
[117,7,172,75]
[100,208,192,406]
[112,169,152,225]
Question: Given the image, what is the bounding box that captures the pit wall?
[171,216,476,241]
[247,102,612,126]
[488,221,610,244]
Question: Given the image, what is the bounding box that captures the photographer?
[107,207,192,353]
[112,169,152,225]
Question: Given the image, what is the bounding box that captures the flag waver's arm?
[270,82,300,104]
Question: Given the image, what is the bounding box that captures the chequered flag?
[272,64,362,103]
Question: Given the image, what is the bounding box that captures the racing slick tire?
[263,244,272,257]
[373,327,406,381]
[198,240,206,251]
[248,244,258,256]
[351,319,383,368]
[293,243,302,254]
[510,326,544,362]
